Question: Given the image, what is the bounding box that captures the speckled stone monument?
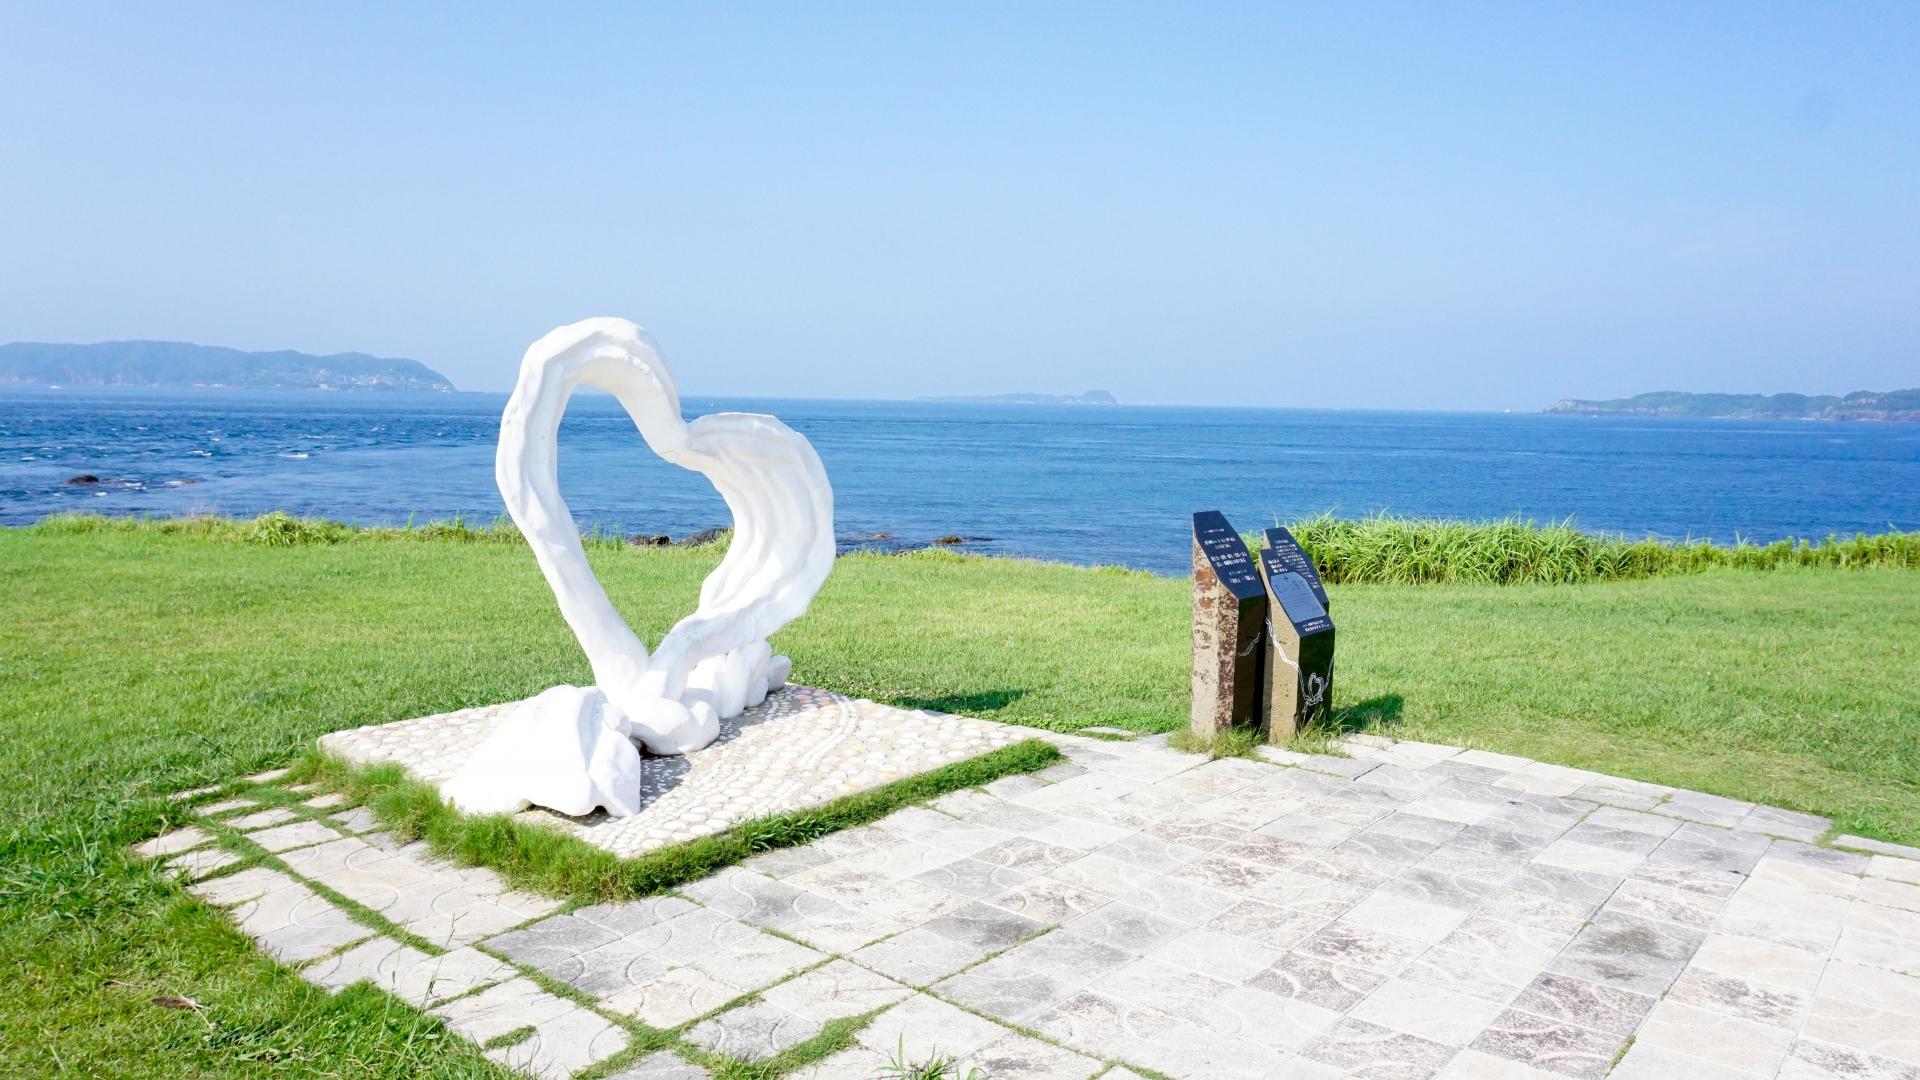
[1190,510,1267,738]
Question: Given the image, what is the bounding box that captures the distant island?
[927,390,1117,404]
[0,340,456,391]
[1545,389,1920,422]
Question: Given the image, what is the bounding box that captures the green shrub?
[1267,513,1920,586]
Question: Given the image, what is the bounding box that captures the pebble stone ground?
[318,686,1026,856]
[142,726,1920,1080]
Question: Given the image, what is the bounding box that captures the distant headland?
[0,340,456,391]
[926,390,1117,404]
[1545,389,1920,422]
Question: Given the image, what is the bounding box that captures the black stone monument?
[1259,529,1336,736]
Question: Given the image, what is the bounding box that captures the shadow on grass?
[895,688,1030,714]
[1328,693,1404,735]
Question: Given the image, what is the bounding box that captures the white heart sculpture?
[441,318,835,818]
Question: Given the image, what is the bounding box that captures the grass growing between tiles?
[4,521,1919,1076]
[287,738,1062,904]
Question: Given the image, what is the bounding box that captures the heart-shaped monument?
[442,318,835,818]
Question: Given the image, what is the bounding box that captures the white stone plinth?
[321,686,1042,858]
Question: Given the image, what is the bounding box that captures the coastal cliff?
[0,341,456,391]
[1546,389,1920,422]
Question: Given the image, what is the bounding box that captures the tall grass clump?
[1275,513,1920,585]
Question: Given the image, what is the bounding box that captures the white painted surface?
[443,318,833,817]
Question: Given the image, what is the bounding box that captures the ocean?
[3,386,1916,577]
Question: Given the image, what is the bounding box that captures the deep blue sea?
[3,386,1916,577]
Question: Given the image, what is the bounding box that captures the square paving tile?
[304,937,512,1006]
[934,925,1137,1024]
[970,837,1088,874]
[1128,1018,1290,1080]
[1088,956,1235,1021]
[1146,927,1284,983]
[1152,814,1259,849]
[1398,945,1540,1005]
[1691,932,1828,992]
[1195,984,1343,1051]
[1047,853,1165,897]
[934,949,1086,1023]
[1635,997,1797,1074]
[1260,813,1362,849]
[1250,951,1388,1011]
[1343,891,1473,944]
[1293,919,1432,976]
[1604,878,1725,930]
[603,966,745,1028]
[1093,832,1206,873]
[1505,863,1621,909]
[914,857,1033,899]
[1438,915,1580,970]
[1507,972,1656,1036]
[1118,876,1244,927]
[484,913,616,968]
[785,903,916,954]
[136,826,216,858]
[1469,1009,1626,1080]
[761,958,911,1022]
[229,880,373,963]
[248,820,342,852]
[434,977,627,1079]
[571,895,701,936]
[857,992,1011,1063]
[1657,790,1755,828]
[984,876,1112,925]
[688,927,826,992]
[164,846,242,881]
[1549,911,1705,996]
[187,864,287,906]
[1293,851,1403,890]
[1205,898,1331,949]
[921,900,1046,951]
[1031,991,1179,1057]
[741,845,835,879]
[700,868,843,929]
[1648,823,1771,875]
[959,1030,1104,1080]
[229,807,298,831]
[1301,1017,1459,1080]
[1349,978,1510,1046]
[604,1050,713,1080]
[1060,902,1189,955]
[686,1001,820,1061]
[852,927,991,985]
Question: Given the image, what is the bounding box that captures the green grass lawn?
[2,527,1916,1077]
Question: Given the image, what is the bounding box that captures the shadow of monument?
[1326,693,1405,736]
[892,689,1030,716]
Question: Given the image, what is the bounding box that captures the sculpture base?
[319,686,1040,857]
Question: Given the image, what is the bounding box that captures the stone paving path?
[141,729,1920,1080]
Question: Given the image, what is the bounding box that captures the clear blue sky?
[2,4,1915,408]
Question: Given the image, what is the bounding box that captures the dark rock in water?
[868,532,893,539]
[628,534,670,547]
[934,535,963,544]
[674,527,729,548]
[934,535,993,544]
[65,475,100,484]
